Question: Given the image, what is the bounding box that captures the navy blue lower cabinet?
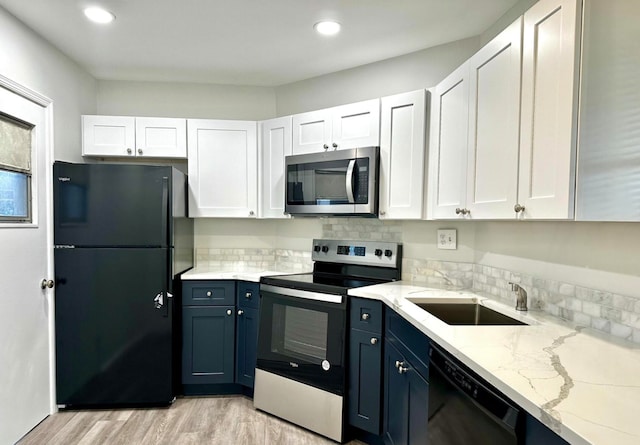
[235,306,259,388]
[348,328,382,434]
[383,339,429,445]
[182,305,236,385]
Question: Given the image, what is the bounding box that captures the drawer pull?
[361,313,370,321]
[206,291,212,297]
[245,292,252,299]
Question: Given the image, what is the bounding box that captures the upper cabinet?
[259,116,292,219]
[379,90,428,220]
[82,115,187,159]
[187,119,258,218]
[292,99,380,155]
[430,0,580,220]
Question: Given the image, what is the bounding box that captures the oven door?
[257,285,347,395]
[285,146,379,216]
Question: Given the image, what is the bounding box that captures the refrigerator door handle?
[161,176,169,246]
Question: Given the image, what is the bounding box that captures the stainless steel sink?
[413,302,527,326]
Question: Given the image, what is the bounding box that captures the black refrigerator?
[53,161,194,407]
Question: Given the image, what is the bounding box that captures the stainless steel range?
[254,239,402,442]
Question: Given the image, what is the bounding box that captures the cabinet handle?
[332,142,338,149]
[126,148,132,155]
[226,309,232,316]
[395,360,405,369]
[455,208,470,215]
[514,204,525,213]
[238,309,244,316]
[206,291,212,297]
[249,210,255,216]
[379,210,386,216]
[323,144,329,150]
[398,365,409,374]
[361,313,370,321]
[370,337,378,345]
[245,292,252,299]
[137,148,143,155]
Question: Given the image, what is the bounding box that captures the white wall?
[0,7,97,162]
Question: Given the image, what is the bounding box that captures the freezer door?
[55,248,173,406]
[53,162,173,247]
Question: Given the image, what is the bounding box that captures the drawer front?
[350,297,383,334]
[183,281,236,306]
[237,281,260,310]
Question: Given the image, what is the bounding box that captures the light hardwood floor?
[18,396,367,445]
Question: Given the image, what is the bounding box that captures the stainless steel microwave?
[285,146,379,217]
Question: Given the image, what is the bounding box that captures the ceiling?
[0,0,519,86]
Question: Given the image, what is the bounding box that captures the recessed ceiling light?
[314,21,341,36]
[84,7,116,24]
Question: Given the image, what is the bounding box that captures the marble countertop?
[349,282,640,445]
[181,266,308,283]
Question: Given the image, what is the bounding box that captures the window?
[0,113,32,222]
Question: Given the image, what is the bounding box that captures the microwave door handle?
[346,159,356,203]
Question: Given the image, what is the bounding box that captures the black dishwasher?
[428,344,524,445]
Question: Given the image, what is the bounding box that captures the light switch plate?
[437,229,457,250]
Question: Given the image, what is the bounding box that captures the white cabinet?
[292,99,380,155]
[187,119,258,218]
[519,0,580,219]
[430,63,471,219]
[379,90,427,219]
[465,17,523,219]
[259,116,292,219]
[82,115,187,158]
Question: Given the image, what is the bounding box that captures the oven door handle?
[345,159,356,204]
[261,284,343,304]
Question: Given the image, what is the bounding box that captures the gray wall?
[0,7,97,162]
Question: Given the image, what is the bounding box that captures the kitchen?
[1,0,639,444]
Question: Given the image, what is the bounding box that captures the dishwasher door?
[428,345,523,445]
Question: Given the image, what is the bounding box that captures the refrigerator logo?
[58,177,71,182]
[289,362,299,368]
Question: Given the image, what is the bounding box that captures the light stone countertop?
[349,282,640,445]
[181,266,310,283]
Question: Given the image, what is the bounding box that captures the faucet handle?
[508,282,520,291]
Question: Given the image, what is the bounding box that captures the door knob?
[370,337,378,345]
[137,148,143,155]
[238,309,244,316]
[226,309,233,316]
[41,279,54,289]
[514,204,525,213]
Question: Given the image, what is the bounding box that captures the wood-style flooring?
[17,396,367,445]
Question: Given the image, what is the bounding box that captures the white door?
[0,82,53,444]
[292,109,332,155]
[379,90,426,219]
[82,115,135,157]
[187,119,258,218]
[466,17,523,219]
[331,99,380,150]
[518,0,580,219]
[135,117,187,158]
[259,116,292,219]
[430,62,471,219]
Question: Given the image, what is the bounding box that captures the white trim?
[0,73,52,107]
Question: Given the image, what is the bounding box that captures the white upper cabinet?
[430,63,471,219]
[259,116,292,219]
[82,115,187,158]
[292,99,380,155]
[187,119,258,218]
[518,0,580,219]
[379,90,427,219]
[466,17,523,219]
[82,115,135,157]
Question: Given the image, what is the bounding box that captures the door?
[331,99,380,150]
[236,306,259,388]
[431,63,471,219]
[260,116,292,218]
[348,328,382,434]
[466,17,523,219]
[54,248,172,405]
[379,90,427,219]
[53,162,172,247]
[135,117,187,158]
[292,108,333,155]
[187,119,258,217]
[384,340,409,445]
[0,83,52,444]
[82,115,135,157]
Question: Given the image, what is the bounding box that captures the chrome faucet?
[509,282,528,311]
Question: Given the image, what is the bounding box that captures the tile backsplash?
[195,247,312,272]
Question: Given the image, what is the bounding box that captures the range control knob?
[314,245,321,253]
[384,249,393,258]
[321,245,329,253]
[374,249,383,257]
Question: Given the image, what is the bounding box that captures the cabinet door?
[466,18,523,219]
[187,119,258,217]
[384,340,409,445]
[135,117,187,158]
[406,365,429,445]
[518,0,580,219]
[182,306,235,385]
[259,116,292,218]
[331,99,380,150]
[236,306,259,388]
[82,115,135,157]
[292,109,332,155]
[348,329,382,434]
[379,90,427,220]
[430,63,471,219]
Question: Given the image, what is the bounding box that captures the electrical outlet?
[437,229,457,250]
